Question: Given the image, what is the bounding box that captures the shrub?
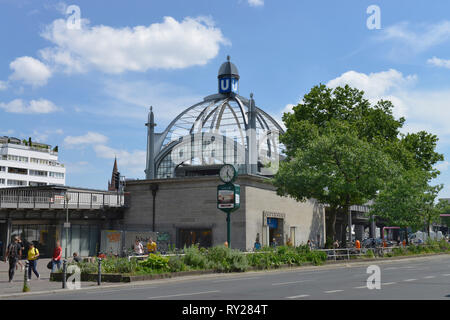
[102,257,139,274]
[365,249,375,258]
[206,246,248,272]
[168,255,187,272]
[305,251,327,265]
[138,254,170,272]
[182,245,211,270]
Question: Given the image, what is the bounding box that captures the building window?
[0,166,5,172]
[30,158,49,165]
[8,167,28,175]
[7,179,27,186]
[29,170,47,177]
[49,172,64,179]
[29,181,47,186]
[6,155,28,162]
[0,178,5,185]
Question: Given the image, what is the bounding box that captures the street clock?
[219,164,237,184]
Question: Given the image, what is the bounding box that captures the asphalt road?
[6,254,450,300]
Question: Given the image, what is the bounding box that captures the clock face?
[220,164,236,183]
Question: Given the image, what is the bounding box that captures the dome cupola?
[218,56,239,94]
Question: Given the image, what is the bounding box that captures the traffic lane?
[19,265,372,300]
[13,255,450,300]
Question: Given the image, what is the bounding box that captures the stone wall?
[123,175,325,251]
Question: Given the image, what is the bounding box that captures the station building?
[123,57,326,250]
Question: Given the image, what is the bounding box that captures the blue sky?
[1,0,450,197]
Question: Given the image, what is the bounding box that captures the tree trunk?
[325,207,337,248]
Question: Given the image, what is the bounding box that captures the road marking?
[147,290,220,299]
[324,290,344,293]
[403,279,417,282]
[353,286,367,289]
[423,276,435,279]
[212,277,261,283]
[86,287,158,294]
[442,274,450,277]
[286,294,310,299]
[382,282,396,286]
[272,280,312,286]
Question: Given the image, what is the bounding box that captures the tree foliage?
[274,84,444,246]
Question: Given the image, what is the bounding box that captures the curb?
[1,252,448,298]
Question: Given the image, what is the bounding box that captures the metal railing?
[0,189,125,209]
[316,245,413,261]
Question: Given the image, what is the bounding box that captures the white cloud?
[326,69,416,119]
[64,132,108,145]
[248,0,264,7]
[0,99,59,114]
[427,56,450,69]
[325,69,450,145]
[9,56,52,87]
[40,16,229,74]
[380,21,450,53]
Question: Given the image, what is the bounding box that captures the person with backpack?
[27,243,40,280]
[4,236,22,283]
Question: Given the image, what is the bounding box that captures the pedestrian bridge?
[0,185,125,210]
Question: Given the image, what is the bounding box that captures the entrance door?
[178,229,212,248]
[267,218,284,246]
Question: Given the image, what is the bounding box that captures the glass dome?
[146,58,285,180]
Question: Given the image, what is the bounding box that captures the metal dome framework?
[145,58,285,180]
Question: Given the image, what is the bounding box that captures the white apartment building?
[0,136,65,188]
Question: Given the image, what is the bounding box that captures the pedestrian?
[286,237,293,247]
[355,239,361,250]
[15,237,24,271]
[333,240,340,249]
[307,240,313,251]
[134,239,144,255]
[5,236,22,283]
[224,241,228,248]
[271,238,277,248]
[27,243,40,280]
[51,240,62,272]
[253,238,261,251]
[146,238,157,254]
[72,252,82,263]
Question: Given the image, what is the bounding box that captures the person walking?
[51,240,62,272]
[27,243,40,280]
[5,236,22,283]
[15,237,24,272]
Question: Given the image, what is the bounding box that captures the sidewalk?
[0,258,111,296]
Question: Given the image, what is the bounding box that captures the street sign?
[64,222,71,228]
[217,183,240,212]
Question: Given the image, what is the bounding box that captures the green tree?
[277,85,405,247]
[274,121,398,247]
[276,84,444,247]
